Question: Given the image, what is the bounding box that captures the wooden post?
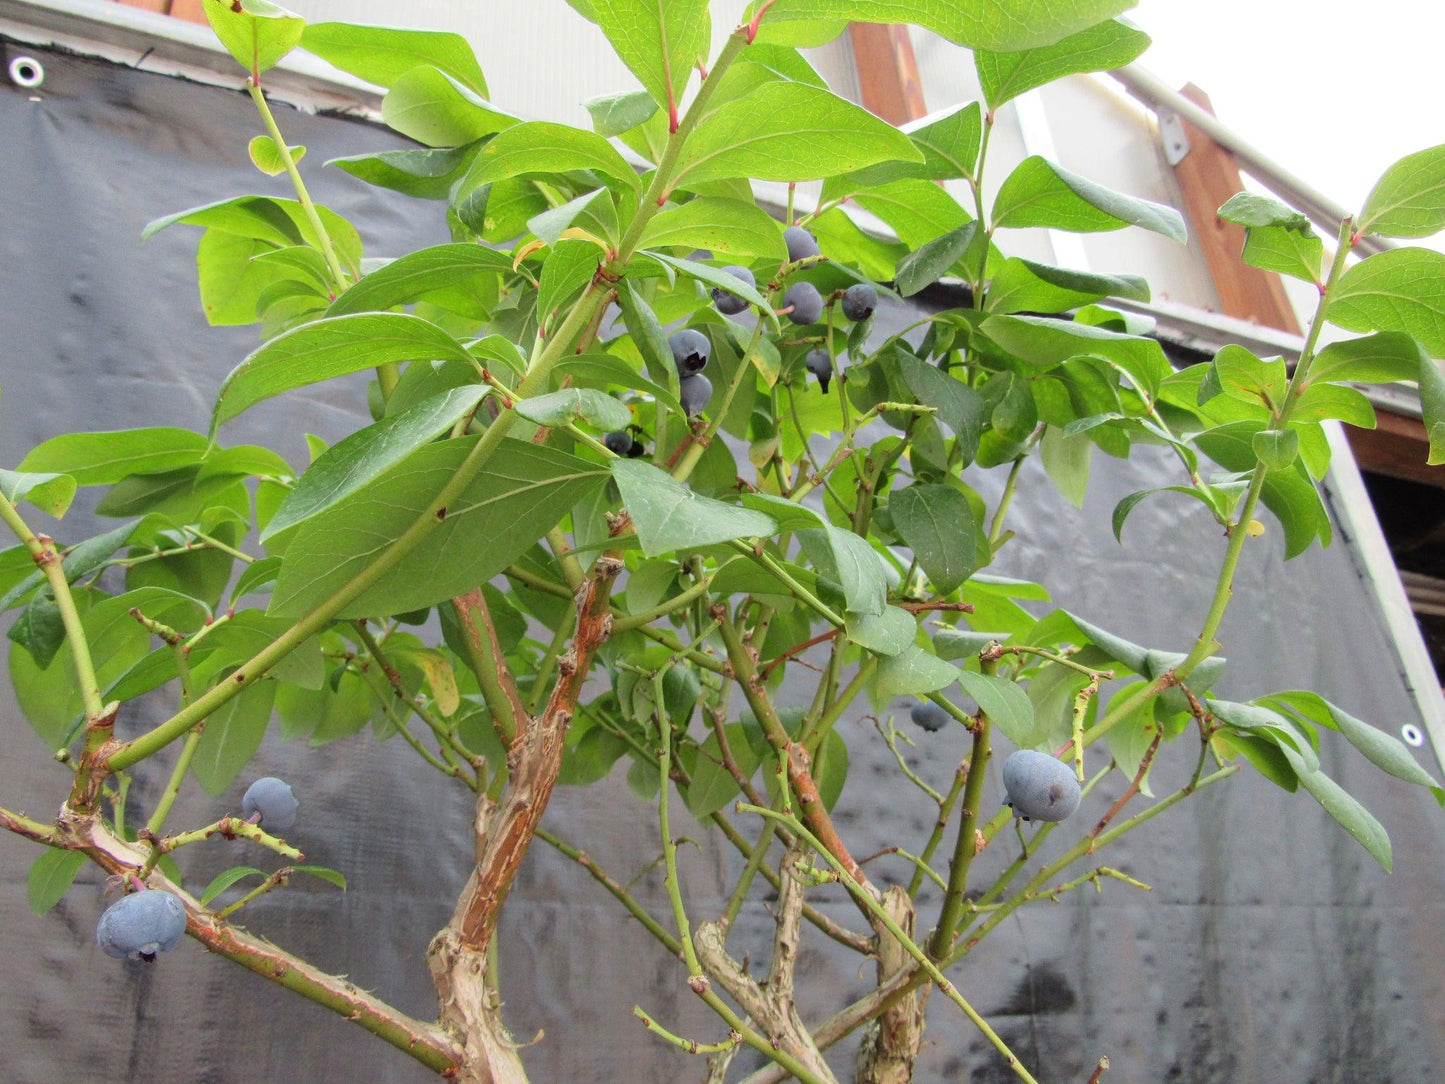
[1168,84,1300,334]
[848,24,927,125]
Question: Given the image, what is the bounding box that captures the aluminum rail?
[1108,64,1393,257]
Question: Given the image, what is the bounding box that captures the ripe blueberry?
[680,373,712,417]
[626,439,646,458]
[783,226,820,263]
[602,430,633,455]
[242,777,298,832]
[669,329,710,376]
[805,349,833,394]
[909,700,950,733]
[711,266,755,316]
[842,283,877,322]
[1001,750,1081,823]
[97,890,187,961]
[784,282,823,325]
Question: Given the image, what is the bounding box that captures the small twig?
[759,627,840,679]
[1087,1056,1111,1084]
[1089,729,1164,842]
[216,867,291,918]
[873,717,944,804]
[633,1006,740,1055]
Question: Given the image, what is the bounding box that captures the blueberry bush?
[2,0,1444,1081]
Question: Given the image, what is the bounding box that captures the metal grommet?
[8,55,44,89]
[1401,723,1424,748]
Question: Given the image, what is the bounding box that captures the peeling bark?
[855,888,928,1084]
[429,556,622,1082]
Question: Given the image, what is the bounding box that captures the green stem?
[928,658,995,957]
[613,571,714,631]
[145,644,199,835]
[634,1005,740,1055]
[247,84,347,294]
[216,868,289,919]
[0,491,103,721]
[655,670,704,983]
[987,453,1027,549]
[740,804,1038,1084]
[537,826,681,955]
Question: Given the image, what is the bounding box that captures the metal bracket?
[1159,111,1190,166]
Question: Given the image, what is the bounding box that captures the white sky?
[1129,0,1444,213]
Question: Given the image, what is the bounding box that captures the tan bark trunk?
[854,887,928,1084]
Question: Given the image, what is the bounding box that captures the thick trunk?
[854,888,928,1084]
[428,557,622,1082]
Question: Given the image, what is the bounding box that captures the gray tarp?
[1,44,1442,1084]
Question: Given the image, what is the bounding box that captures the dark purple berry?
[1002,750,1081,823]
[680,373,712,417]
[784,226,820,263]
[97,890,187,961]
[805,349,833,394]
[842,283,877,322]
[909,701,950,732]
[242,777,298,832]
[784,282,823,325]
[626,439,646,458]
[669,329,710,376]
[711,266,755,315]
[603,431,633,455]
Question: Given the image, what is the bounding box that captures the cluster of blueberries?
[601,225,883,454]
[95,777,298,962]
[908,702,1082,823]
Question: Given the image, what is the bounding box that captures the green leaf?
[212,313,473,431]
[515,388,631,431]
[980,313,1171,396]
[327,143,478,200]
[640,198,788,261]
[200,866,267,908]
[975,18,1149,110]
[144,194,302,246]
[1112,484,1226,542]
[744,0,1135,52]
[1359,143,1445,239]
[301,21,489,95]
[247,135,305,176]
[380,67,517,147]
[27,849,85,916]
[958,670,1039,747]
[986,257,1149,314]
[992,156,1187,242]
[685,723,762,818]
[263,387,488,542]
[456,120,639,190]
[894,222,982,297]
[18,428,209,486]
[845,606,916,656]
[591,0,709,116]
[1327,247,1445,356]
[1252,428,1299,471]
[1217,192,1310,230]
[895,355,986,464]
[1241,224,1323,284]
[271,438,608,618]
[675,81,922,187]
[555,353,682,414]
[1039,424,1093,507]
[1421,355,1445,465]
[328,244,512,316]
[797,526,887,616]
[1195,422,1331,558]
[1265,691,1443,801]
[585,89,659,137]
[875,644,961,697]
[528,188,618,247]
[190,681,278,796]
[231,556,283,603]
[1276,740,1393,872]
[889,484,977,594]
[204,0,305,76]
[1309,332,1425,385]
[1206,343,1288,409]
[0,469,76,518]
[614,459,776,555]
[850,179,971,248]
[830,104,983,189]
[292,864,348,890]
